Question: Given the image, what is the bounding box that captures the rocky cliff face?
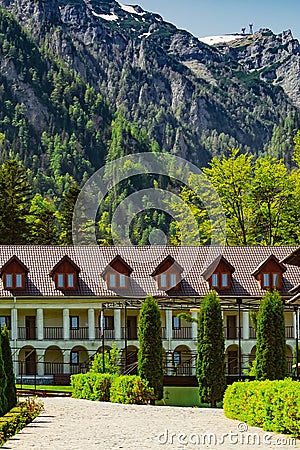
[216,29,300,108]
[1,0,300,165]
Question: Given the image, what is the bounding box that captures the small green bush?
[110,375,155,405]
[224,379,300,437]
[0,398,43,446]
[71,373,115,402]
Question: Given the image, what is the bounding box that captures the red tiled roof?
[0,245,298,299]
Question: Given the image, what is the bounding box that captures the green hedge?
[224,379,300,437]
[0,398,43,446]
[110,375,155,405]
[71,373,155,405]
[71,373,115,401]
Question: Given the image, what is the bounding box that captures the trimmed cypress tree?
[256,290,287,380]
[0,333,8,416]
[197,291,226,407]
[1,326,16,412]
[138,296,163,401]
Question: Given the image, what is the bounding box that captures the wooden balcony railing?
[224,327,242,340]
[286,326,294,339]
[44,362,64,375]
[121,327,138,340]
[18,327,37,340]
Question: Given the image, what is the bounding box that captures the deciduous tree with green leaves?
[256,290,287,380]
[197,291,226,407]
[138,296,163,401]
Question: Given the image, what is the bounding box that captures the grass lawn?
[16,384,72,392]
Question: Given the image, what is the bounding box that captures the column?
[166,309,173,341]
[63,309,70,340]
[36,348,44,376]
[63,350,70,374]
[294,309,299,340]
[11,308,18,375]
[242,310,249,340]
[11,308,18,341]
[114,309,121,341]
[88,309,95,340]
[37,309,44,340]
[191,312,198,340]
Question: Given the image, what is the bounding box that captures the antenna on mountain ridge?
[241,27,246,34]
[249,23,253,34]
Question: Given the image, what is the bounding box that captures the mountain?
[0,0,300,173]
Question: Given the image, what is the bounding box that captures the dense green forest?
[3,130,300,246]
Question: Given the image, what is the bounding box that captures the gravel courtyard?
[3,397,300,450]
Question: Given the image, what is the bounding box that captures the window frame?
[70,350,79,365]
[3,273,25,290]
[172,316,181,330]
[211,273,219,287]
[0,316,11,330]
[70,316,79,330]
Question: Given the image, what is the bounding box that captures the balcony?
[224,326,242,340]
[18,327,37,340]
[285,326,294,339]
[44,362,64,375]
[44,327,63,340]
[95,328,115,340]
[172,327,192,340]
[70,327,88,340]
[249,326,256,339]
[121,327,138,340]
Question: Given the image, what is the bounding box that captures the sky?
[136,0,300,41]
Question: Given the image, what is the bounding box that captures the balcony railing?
[44,362,64,375]
[224,327,242,340]
[44,327,63,340]
[121,327,138,340]
[95,328,115,340]
[172,327,192,340]
[286,326,294,339]
[18,327,37,340]
[249,326,256,339]
[70,327,88,340]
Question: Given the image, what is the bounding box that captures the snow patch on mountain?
[199,34,247,45]
[92,11,118,21]
[118,3,145,16]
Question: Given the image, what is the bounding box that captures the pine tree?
[256,290,287,380]
[0,332,8,416]
[197,291,226,407]
[0,159,32,244]
[1,326,16,412]
[59,184,80,245]
[138,296,163,401]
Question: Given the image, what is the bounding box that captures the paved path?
[3,397,300,450]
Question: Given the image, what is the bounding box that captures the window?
[70,351,79,365]
[160,274,167,288]
[263,273,270,287]
[273,273,278,287]
[67,273,74,288]
[119,274,126,288]
[5,274,13,288]
[0,316,11,330]
[70,316,79,330]
[170,273,177,288]
[15,274,23,288]
[57,273,64,288]
[109,273,116,288]
[172,316,181,329]
[212,273,218,287]
[221,273,228,287]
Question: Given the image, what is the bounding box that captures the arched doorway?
[44,346,63,375]
[286,345,293,376]
[122,345,138,375]
[70,346,89,374]
[173,345,193,376]
[19,346,37,376]
[226,344,240,375]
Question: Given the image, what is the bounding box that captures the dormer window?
[0,256,29,291]
[252,255,286,290]
[50,255,80,291]
[152,256,183,291]
[102,255,133,290]
[202,255,235,291]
